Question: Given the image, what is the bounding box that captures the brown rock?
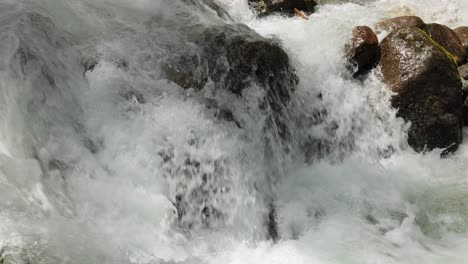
[374,16,425,34]
[379,27,463,153]
[424,23,467,65]
[248,0,317,17]
[454,26,468,53]
[345,26,379,76]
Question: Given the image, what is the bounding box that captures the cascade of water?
[0,0,467,263]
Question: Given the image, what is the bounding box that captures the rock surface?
[248,0,317,17]
[460,64,468,80]
[379,27,463,153]
[454,26,468,53]
[164,24,298,112]
[424,23,467,65]
[374,16,425,34]
[344,26,379,76]
[162,54,208,90]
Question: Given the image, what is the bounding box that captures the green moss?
[417,29,458,66]
[417,28,462,83]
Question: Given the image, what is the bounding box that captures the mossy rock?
[379,27,463,154]
[424,23,467,65]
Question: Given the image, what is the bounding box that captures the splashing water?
[0,0,468,263]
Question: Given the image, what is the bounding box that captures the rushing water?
[0,0,468,263]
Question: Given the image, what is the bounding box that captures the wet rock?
[463,98,468,127]
[424,23,467,65]
[164,24,298,113]
[248,0,317,17]
[374,16,425,34]
[205,99,241,128]
[460,64,468,80]
[344,26,380,77]
[199,24,298,111]
[267,204,279,242]
[379,27,463,153]
[454,26,468,53]
[161,153,232,229]
[162,54,208,90]
[459,64,468,126]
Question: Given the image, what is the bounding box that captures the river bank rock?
[424,23,467,65]
[344,26,379,76]
[248,0,317,17]
[379,27,463,153]
[374,16,425,34]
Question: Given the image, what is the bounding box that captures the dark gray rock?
[163,24,298,113]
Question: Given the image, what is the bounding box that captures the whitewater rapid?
[0,0,468,263]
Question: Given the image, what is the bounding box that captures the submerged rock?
[344,26,380,77]
[162,54,208,90]
[424,23,467,65]
[267,204,279,242]
[248,0,317,17]
[379,27,463,153]
[374,16,425,34]
[161,24,299,229]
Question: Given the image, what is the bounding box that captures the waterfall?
[0,0,468,263]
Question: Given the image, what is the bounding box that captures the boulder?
[344,26,379,76]
[164,24,298,112]
[454,26,468,53]
[424,23,467,65]
[248,0,317,17]
[379,27,463,153]
[374,16,425,34]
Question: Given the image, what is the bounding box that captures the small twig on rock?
[294,8,309,20]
